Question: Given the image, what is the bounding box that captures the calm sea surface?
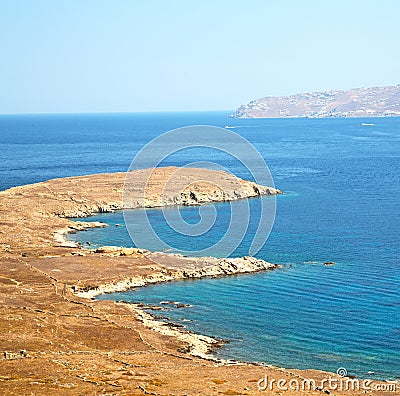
[1,112,399,379]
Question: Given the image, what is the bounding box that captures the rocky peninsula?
[232,85,400,118]
[0,167,393,395]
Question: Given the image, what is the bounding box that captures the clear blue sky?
[1,0,399,113]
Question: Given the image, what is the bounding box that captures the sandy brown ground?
[0,167,397,395]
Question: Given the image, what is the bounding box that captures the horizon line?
[0,109,235,116]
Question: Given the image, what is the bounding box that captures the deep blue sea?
[1,112,399,380]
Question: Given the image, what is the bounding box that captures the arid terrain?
[0,167,396,395]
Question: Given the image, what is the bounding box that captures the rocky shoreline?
[0,167,395,395]
[62,237,279,360]
[70,246,279,361]
[73,248,279,300]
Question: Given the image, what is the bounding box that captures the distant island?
[232,85,400,118]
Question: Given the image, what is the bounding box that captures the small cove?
[14,112,396,381]
[70,189,400,380]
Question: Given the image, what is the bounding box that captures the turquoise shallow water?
[77,196,400,379]
[1,112,398,380]
[68,116,400,380]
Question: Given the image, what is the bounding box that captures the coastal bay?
[3,1,400,393]
[0,167,289,394]
[1,113,398,394]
